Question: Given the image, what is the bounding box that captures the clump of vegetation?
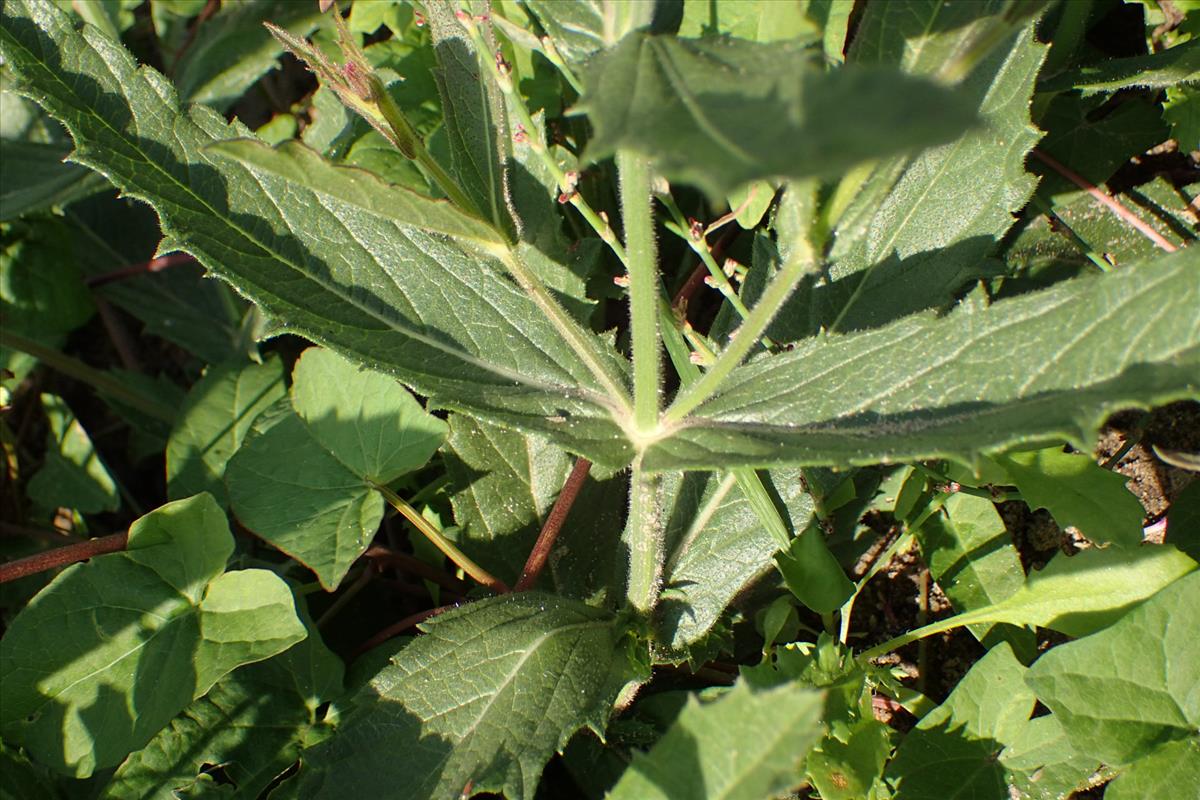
[1,1,1198,798]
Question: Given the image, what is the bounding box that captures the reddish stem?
[514,457,591,591]
[87,253,194,289]
[1030,149,1177,253]
[364,545,471,594]
[350,602,456,660]
[0,532,127,583]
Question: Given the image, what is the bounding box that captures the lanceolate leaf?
[580,33,978,197]
[1039,39,1200,94]
[607,679,825,800]
[0,0,632,466]
[656,469,815,650]
[793,5,1047,335]
[291,593,642,800]
[0,494,306,777]
[647,249,1200,471]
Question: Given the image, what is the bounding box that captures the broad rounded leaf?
[0,494,306,777]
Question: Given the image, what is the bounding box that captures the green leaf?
[1039,38,1200,94]
[787,10,1046,335]
[1167,480,1200,562]
[424,2,512,233]
[1104,737,1200,800]
[1165,86,1200,150]
[0,494,306,777]
[443,414,624,597]
[206,138,506,247]
[522,0,656,63]
[607,679,825,800]
[957,545,1193,638]
[775,523,855,614]
[290,593,641,800]
[27,393,119,514]
[99,620,343,800]
[999,714,1100,800]
[0,139,107,220]
[171,0,322,111]
[0,0,633,465]
[227,348,446,589]
[580,33,978,197]
[917,492,1024,626]
[677,0,820,42]
[1024,570,1200,765]
[0,741,64,800]
[0,218,93,336]
[992,446,1146,547]
[166,356,287,508]
[885,642,1035,800]
[647,248,1200,471]
[657,468,815,650]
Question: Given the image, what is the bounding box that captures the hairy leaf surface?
[0,0,631,465]
[580,33,977,197]
[292,593,640,800]
[648,249,1200,470]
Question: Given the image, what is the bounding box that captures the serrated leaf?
[0,494,306,777]
[207,138,506,246]
[885,642,1035,800]
[171,0,322,111]
[99,621,343,800]
[27,393,118,514]
[425,1,512,233]
[656,468,815,650]
[1039,38,1200,94]
[166,356,287,508]
[0,0,633,465]
[443,414,624,597]
[291,593,641,800]
[992,445,1146,547]
[607,679,825,800]
[647,248,1200,471]
[1024,570,1200,766]
[227,348,446,589]
[783,7,1046,336]
[0,138,107,220]
[580,33,978,197]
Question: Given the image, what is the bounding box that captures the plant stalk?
[664,229,816,424]
[374,483,509,593]
[626,457,664,615]
[1,331,176,423]
[616,151,662,433]
[0,532,128,584]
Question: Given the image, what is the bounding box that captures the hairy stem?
[617,151,662,433]
[626,457,664,615]
[664,221,817,424]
